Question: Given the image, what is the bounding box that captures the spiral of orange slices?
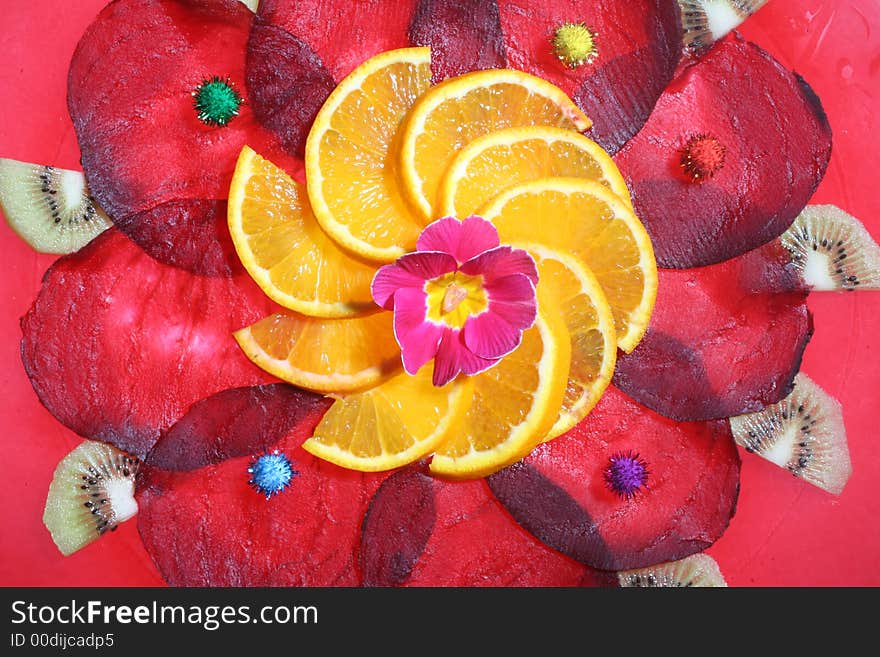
[227,48,657,478]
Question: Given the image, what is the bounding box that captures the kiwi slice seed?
[43,441,140,556]
[780,204,880,291]
[730,374,852,495]
[0,157,111,254]
[618,554,727,587]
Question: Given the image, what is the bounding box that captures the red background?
[1,0,878,587]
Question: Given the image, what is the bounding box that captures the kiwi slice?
[730,374,852,495]
[678,1,768,53]
[43,440,139,556]
[618,554,727,587]
[779,204,880,291]
[0,158,111,254]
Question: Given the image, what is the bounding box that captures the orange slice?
[303,363,472,472]
[429,306,570,479]
[305,47,431,262]
[228,146,378,317]
[234,311,401,393]
[515,243,617,439]
[479,178,657,353]
[437,126,631,218]
[398,69,592,222]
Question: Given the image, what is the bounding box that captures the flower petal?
[371,251,458,309]
[392,288,444,375]
[463,312,523,360]
[460,245,539,286]
[433,329,497,386]
[464,271,537,359]
[417,215,500,263]
[491,269,540,313]
[485,273,539,308]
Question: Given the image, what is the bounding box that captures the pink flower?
[372,216,539,387]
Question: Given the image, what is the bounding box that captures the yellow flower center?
[425,272,488,329]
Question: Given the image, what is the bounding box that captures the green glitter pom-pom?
[193,76,243,127]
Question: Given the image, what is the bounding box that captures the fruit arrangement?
[2,0,879,586]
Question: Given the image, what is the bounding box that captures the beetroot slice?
[148,384,330,471]
[409,0,506,82]
[615,35,832,268]
[68,0,301,227]
[114,199,238,277]
[488,386,741,571]
[409,478,601,586]
[139,409,387,586]
[245,18,336,158]
[256,0,418,82]
[725,239,809,295]
[497,0,682,153]
[359,468,601,586]
[613,256,813,422]
[20,229,277,458]
[359,468,436,587]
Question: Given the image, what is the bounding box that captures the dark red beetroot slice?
[488,386,741,571]
[114,199,238,277]
[249,0,506,148]
[20,229,278,458]
[724,238,810,295]
[148,384,330,471]
[245,18,335,158]
[68,0,303,257]
[360,468,601,586]
[409,0,506,82]
[359,467,436,587]
[615,35,833,269]
[256,0,418,81]
[497,0,682,153]
[613,255,812,422]
[139,402,386,586]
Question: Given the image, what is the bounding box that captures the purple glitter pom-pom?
[604,451,649,499]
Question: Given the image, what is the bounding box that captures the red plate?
[1,0,878,586]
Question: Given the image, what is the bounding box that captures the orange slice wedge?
[303,363,472,472]
[305,47,432,262]
[517,243,617,439]
[398,69,592,222]
[234,311,401,393]
[228,146,378,317]
[479,177,657,353]
[437,126,631,218]
[429,306,570,479]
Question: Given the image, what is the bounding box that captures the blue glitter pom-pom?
[603,451,649,499]
[248,450,297,499]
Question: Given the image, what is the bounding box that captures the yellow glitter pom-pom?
[552,22,598,69]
